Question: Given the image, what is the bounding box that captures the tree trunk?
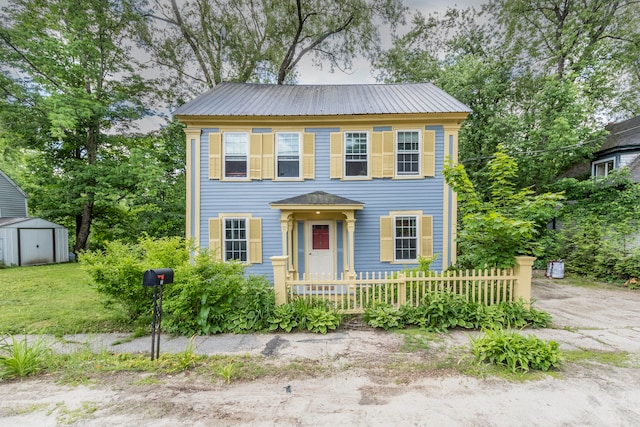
[73,115,100,253]
[73,196,94,253]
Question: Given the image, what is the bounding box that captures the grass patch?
[43,348,327,386]
[0,263,131,335]
[554,274,618,289]
[396,329,442,352]
[563,350,638,368]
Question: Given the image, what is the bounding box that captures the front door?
[308,221,334,276]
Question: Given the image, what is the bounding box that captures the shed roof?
[173,82,471,117]
[0,217,66,229]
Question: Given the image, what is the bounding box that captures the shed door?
[19,229,54,266]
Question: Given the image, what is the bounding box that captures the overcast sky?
[297,0,487,84]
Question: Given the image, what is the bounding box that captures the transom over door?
[307,222,334,276]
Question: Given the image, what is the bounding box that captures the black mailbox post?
[143,268,174,360]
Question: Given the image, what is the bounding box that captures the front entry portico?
[270,191,364,277]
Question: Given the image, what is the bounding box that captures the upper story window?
[223,132,248,178]
[345,131,368,177]
[224,218,247,262]
[394,215,418,261]
[396,131,420,176]
[276,132,301,178]
[594,159,615,177]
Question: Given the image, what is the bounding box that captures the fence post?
[270,256,289,306]
[398,272,406,307]
[513,256,536,308]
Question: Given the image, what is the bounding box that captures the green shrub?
[267,298,340,333]
[363,303,404,330]
[305,306,341,334]
[163,251,274,335]
[361,291,552,333]
[0,336,50,379]
[267,304,299,332]
[80,236,189,321]
[403,291,467,333]
[81,237,275,335]
[470,328,562,372]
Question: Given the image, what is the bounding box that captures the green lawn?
[0,263,130,335]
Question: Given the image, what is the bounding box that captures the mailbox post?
[143,268,174,360]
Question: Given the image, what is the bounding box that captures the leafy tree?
[374,4,626,193]
[551,170,640,280]
[0,0,155,252]
[486,0,640,116]
[443,147,563,269]
[138,0,406,103]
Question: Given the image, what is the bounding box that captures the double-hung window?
[223,132,248,178]
[593,159,615,177]
[394,215,418,261]
[345,132,368,177]
[224,218,247,262]
[276,132,301,178]
[396,131,420,176]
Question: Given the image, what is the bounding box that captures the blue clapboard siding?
[198,126,447,280]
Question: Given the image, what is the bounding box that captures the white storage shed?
[0,217,69,266]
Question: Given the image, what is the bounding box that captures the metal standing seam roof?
[173,82,471,117]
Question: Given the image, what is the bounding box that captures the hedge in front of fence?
[362,291,551,333]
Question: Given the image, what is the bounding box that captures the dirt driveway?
[1,277,640,426]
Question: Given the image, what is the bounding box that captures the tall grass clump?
[0,336,50,379]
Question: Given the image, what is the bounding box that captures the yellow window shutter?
[421,215,433,258]
[261,133,274,180]
[302,132,315,179]
[249,218,262,264]
[249,133,263,180]
[209,133,222,180]
[380,216,393,262]
[371,132,383,178]
[423,130,436,177]
[382,131,395,177]
[330,132,343,179]
[208,218,223,261]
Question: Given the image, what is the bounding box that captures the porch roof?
[270,191,364,211]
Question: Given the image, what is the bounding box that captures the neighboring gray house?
[592,115,640,182]
[0,169,69,266]
[0,169,28,218]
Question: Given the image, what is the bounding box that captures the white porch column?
[346,217,356,277]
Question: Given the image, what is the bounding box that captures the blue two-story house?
[174,83,470,280]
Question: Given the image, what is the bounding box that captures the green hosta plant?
[305,307,341,334]
[0,336,50,379]
[268,304,299,332]
[363,303,403,330]
[470,328,562,373]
